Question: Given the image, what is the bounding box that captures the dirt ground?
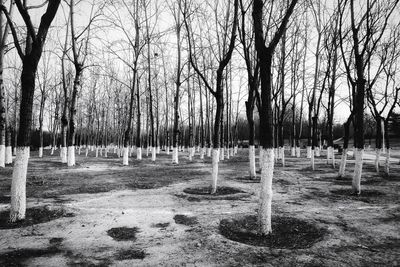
[0,148,399,266]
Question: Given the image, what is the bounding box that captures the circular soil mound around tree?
[330,189,385,202]
[0,206,74,229]
[219,215,326,248]
[183,186,251,200]
[183,186,245,195]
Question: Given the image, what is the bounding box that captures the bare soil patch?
[115,248,147,260]
[107,227,140,241]
[0,206,74,229]
[0,247,63,266]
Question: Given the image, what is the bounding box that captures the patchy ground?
[0,147,399,266]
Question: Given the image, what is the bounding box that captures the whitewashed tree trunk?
[13,147,16,156]
[51,146,54,155]
[146,147,149,157]
[258,148,275,235]
[0,145,5,167]
[234,145,238,154]
[280,147,285,167]
[188,148,193,161]
[211,148,220,194]
[352,148,363,195]
[207,147,212,157]
[137,147,142,160]
[259,146,264,170]
[157,146,160,154]
[123,147,129,165]
[105,147,108,158]
[249,145,256,178]
[38,147,43,158]
[100,147,103,157]
[220,147,225,161]
[311,149,315,170]
[61,147,67,163]
[384,148,390,176]
[67,146,75,167]
[85,147,89,157]
[291,146,295,157]
[166,145,170,155]
[306,146,311,158]
[375,148,381,173]
[10,147,30,222]
[315,147,320,157]
[326,146,331,165]
[296,146,301,158]
[78,146,81,155]
[200,147,205,159]
[95,147,99,158]
[338,148,348,177]
[152,146,156,161]
[172,147,178,164]
[5,146,12,164]
[226,147,230,160]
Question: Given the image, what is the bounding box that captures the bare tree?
[0,0,61,222]
[253,0,298,234]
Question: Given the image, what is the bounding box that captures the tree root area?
[219,215,327,248]
[0,206,74,229]
[183,186,245,195]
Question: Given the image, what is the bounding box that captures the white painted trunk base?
[51,147,54,155]
[105,148,108,158]
[211,149,220,194]
[258,148,275,235]
[259,147,264,171]
[10,147,30,222]
[249,145,256,178]
[326,146,331,164]
[78,146,81,155]
[0,145,5,167]
[338,149,348,177]
[384,149,390,176]
[152,147,156,161]
[188,147,193,161]
[280,147,285,167]
[291,147,295,157]
[234,146,238,155]
[38,147,43,158]
[172,147,178,164]
[311,149,315,170]
[200,147,205,159]
[375,149,381,173]
[5,146,12,164]
[306,146,311,158]
[296,147,301,158]
[123,147,129,165]
[226,148,230,160]
[315,147,320,157]
[100,147,103,157]
[61,147,67,163]
[220,147,225,161]
[352,148,363,194]
[137,147,142,160]
[67,146,75,166]
[13,147,16,156]
[85,147,89,157]
[166,146,170,155]
[207,147,212,157]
